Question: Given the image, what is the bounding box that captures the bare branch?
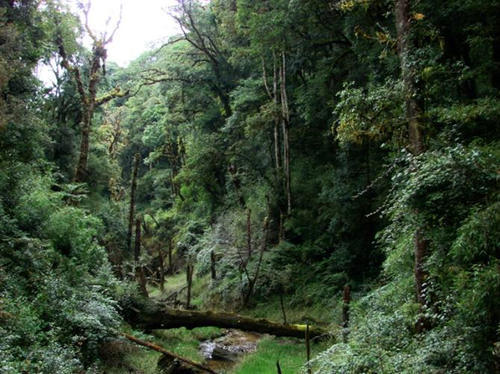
[80,0,98,42]
[105,3,123,44]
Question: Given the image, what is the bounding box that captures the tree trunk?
[272,52,282,174]
[280,52,292,216]
[186,263,194,309]
[135,217,148,297]
[246,208,252,258]
[210,250,216,280]
[279,292,287,325]
[159,248,165,292]
[395,0,429,330]
[243,216,269,306]
[127,154,140,253]
[74,113,92,183]
[126,303,329,340]
[168,239,173,275]
[395,0,424,156]
[54,5,125,183]
[342,284,351,343]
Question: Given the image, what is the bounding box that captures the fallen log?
[127,302,330,340]
[122,332,217,374]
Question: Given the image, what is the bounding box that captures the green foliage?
[2,0,499,372]
[0,176,121,371]
[335,80,404,145]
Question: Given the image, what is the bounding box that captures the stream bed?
[199,329,261,372]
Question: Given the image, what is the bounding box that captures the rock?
[199,329,259,362]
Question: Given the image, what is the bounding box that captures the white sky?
[68,0,181,66]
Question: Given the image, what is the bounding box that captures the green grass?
[147,271,211,308]
[233,336,332,374]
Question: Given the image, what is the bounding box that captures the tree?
[50,0,128,182]
[394,0,429,330]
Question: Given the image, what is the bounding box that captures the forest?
[0,0,499,373]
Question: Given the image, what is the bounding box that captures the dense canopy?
[0,0,498,372]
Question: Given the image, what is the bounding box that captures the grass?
[233,336,333,374]
[147,271,210,308]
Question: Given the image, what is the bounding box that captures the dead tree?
[122,333,216,374]
[53,1,128,182]
[127,303,330,340]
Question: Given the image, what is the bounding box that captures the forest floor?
[103,271,335,373]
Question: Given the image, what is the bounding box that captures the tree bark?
[246,208,252,258]
[279,292,287,325]
[168,239,173,275]
[186,263,194,309]
[122,332,216,374]
[159,248,165,292]
[126,303,329,340]
[395,0,424,156]
[210,250,216,280]
[342,284,351,343]
[395,0,429,331]
[74,115,92,183]
[128,153,140,253]
[280,52,292,216]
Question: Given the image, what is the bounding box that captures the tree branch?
[121,332,217,374]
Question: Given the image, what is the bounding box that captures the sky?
[68,0,181,66]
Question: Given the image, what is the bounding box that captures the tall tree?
[128,153,140,253]
[51,0,128,182]
[394,0,428,330]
